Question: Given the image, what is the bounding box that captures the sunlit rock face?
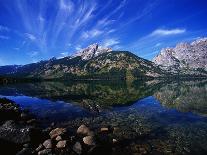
[73,43,112,60]
[153,38,207,75]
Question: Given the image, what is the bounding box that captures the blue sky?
[0,0,207,65]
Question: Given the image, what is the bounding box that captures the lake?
[0,79,207,154]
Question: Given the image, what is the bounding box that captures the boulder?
[49,128,66,139]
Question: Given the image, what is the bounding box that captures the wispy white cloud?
[14,47,20,50]
[1,0,166,61]
[58,51,69,58]
[155,43,162,47]
[60,52,68,57]
[25,33,36,41]
[0,25,10,32]
[75,45,82,51]
[140,50,159,57]
[0,35,9,40]
[81,29,103,39]
[102,38,120,47]
[60,0,74,11]
[150,28,186,37]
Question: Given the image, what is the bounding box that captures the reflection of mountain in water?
[0,80,206,116]
[0,81,160,111]
[154,80,207,116]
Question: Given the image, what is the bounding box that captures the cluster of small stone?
[33,125,118,155]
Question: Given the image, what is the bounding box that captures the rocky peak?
[73,43,112,60]
[153,37,207,73]
[191,37,207,45]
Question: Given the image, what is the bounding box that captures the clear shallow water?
[0,80,207,154]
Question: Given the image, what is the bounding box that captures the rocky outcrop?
[0,98,43,155]
[73,43,112,60]
[153,38,207,76]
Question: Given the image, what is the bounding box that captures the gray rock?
[43,139,52,149]
[73,43,112,60]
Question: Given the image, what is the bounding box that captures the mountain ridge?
[0,38,207,80]
[0,44,165,80]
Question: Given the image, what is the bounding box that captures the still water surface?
[0,80,207,154]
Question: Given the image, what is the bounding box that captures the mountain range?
[0,38,206,80]
[153,38,207,76]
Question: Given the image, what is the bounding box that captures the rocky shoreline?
[0,98,120,155]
